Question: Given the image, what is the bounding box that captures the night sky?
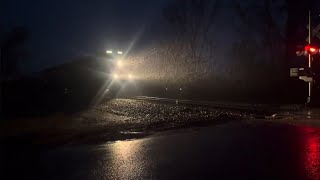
[0,0,169,72]
[1,0,295,74]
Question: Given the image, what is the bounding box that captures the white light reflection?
[106,139,148,179]
[112,140,141,158]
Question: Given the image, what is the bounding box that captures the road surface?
[1,120,320,179]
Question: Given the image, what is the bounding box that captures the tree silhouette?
[1,26,29,78]
[161,0,220,87]
[0,26,29,113]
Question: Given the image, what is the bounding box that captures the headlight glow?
[113,73,119,79]
[117,60,123,67]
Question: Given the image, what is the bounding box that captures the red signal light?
[305,45,319,55]
[310,47,317,53]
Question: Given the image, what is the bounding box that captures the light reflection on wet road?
[1,121,320,179]
[303,127,320,180]
[105,140,149,179]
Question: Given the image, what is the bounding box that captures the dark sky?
[0,0,169,72]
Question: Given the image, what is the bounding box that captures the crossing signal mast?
[306,10,312,105]
[292,11,320,105]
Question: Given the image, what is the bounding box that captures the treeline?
[126,0,303,103]
[0,26,29,78]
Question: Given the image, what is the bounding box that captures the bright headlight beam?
[106,50,113,54]
[113,73,119,79]
[117,51,123,55]
[117,60,123,67]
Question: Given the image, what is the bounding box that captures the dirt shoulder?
[0,99,259,146]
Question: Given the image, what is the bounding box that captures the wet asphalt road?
[1,120,320,180]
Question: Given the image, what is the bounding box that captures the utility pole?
[0,48,2,114]
[307,10,312,104]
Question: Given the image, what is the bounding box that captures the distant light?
[113,73,119,79]
[106,50,113,54]
[165,87,168,91]
[128,74,133,79]
[117,51,123,55]
[117,60,123,67]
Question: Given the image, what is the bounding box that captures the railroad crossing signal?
[294,12,320,105]
[277,12,320,105]
[290,68,299,77]
[296,44,320,56]
[306,24,320,42]
[296,46,307,56]
[299,76,313,82]
[290,67,313,82]
[305,44,319,55]
[290,67,313,78]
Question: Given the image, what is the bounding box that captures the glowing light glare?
[305,45,318,54]
[117,60,123,67]
[113,73,119,79]
[128,74,133,79]
[310,47,317,53]
[117,51,123,55]
[106,140,145,178]
[106,50,113,54]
